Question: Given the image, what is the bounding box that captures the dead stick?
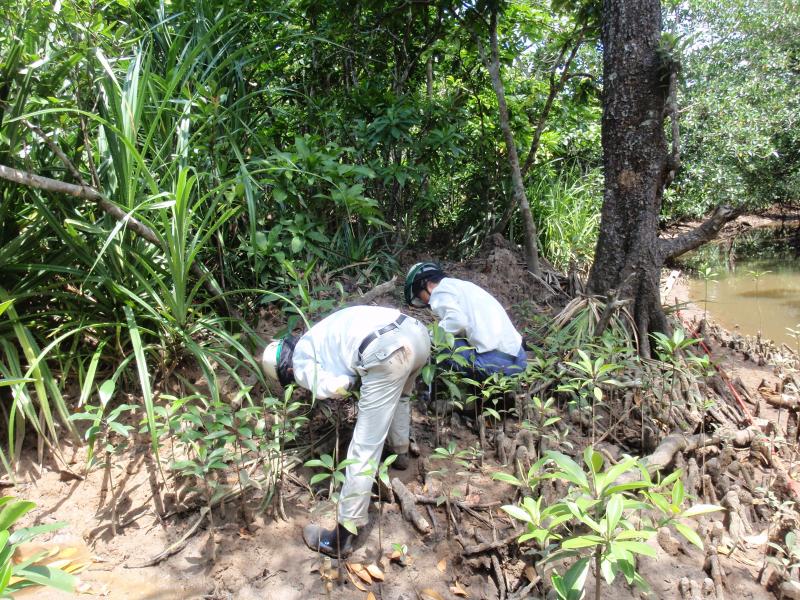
[425,505,439,537]
[460,533,519,556]
[343,276,398,307]
[492,554,506,600]
[763,394,799,410]
[125,507,209,568]
[415,495,501,510]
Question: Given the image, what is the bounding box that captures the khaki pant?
[338,317,430,528]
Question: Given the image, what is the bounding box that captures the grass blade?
[124,305,160,466]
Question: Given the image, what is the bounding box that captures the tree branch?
[663,70,681,189]
[493,24,586,235]
[658,205,740,261]
[342,276,397,307]
[22,118,85,183]
[0,163,229,314]
[475,6,541,275]
[520,27,586,178]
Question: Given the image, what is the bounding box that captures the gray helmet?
[404,262,445,307]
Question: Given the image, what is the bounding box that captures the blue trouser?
[442,338,527,380]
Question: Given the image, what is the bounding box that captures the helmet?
[261,340,282,382]
[261,335,299,386]
[404,262,445,307]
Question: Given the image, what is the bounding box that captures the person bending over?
[261,305,430,556]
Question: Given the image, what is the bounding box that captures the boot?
[382,446,410,470]
[392,452,409,470]
[302,522,354,557]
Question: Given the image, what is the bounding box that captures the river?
[683,226,800,348]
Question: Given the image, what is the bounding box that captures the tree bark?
[587,0,734,356]
[477,7,541,276]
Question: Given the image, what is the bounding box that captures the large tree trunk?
[587,0,735,357]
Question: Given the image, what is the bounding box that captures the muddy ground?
[7,244,791,600]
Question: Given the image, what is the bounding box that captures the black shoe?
[382,447,410,470]
[392,452,409,470]
[302,523,354,557]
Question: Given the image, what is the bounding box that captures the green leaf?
[0,500,35,531]
[545,451,589,490]
[124,306,159,463]
[11,565,75,592]
[562,534,604,549]
[502,504,533,524]
[672,478,685,507]
[615,528,654,541]
[341,520,358,536]
[647,492,674,515]
[108,421,131,438]
[492,472,523,486]
[0,300,13,318]
[658,468,683,489]
[290,236,304,254]
[255,231,268,251]
[606,494,624,533]
[8,521,68,546]
[613,540,657,557]
[603,481,651,496]
[600,556,616,584]
[674,522,704,549]
[98,379,115,408]
[583,447,603,475]
[681,503,723,518]
[309,473,330,485]
[560,556,590,599]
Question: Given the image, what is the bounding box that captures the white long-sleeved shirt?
[292,306,402,398]
[429,277,522,355]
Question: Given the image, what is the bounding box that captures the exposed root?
[392,478,430,534]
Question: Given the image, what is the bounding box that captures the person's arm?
[430,291,469,336]
[292,352,355,399]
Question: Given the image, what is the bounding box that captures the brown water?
[687,262,800,347]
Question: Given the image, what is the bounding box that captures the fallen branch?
[125,507,209,568]
[492,554,507,600]
[392,478,430,534]
[760,391,799,410]
[458,532,519,556]
[343,276,398,307]
[415,495,496,527]
[527,270,566,299]
[414,495,501,511]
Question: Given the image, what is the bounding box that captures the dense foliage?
[0,0,796,470]
[667,0,800,218]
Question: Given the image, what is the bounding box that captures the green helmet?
[404,262,445,307]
